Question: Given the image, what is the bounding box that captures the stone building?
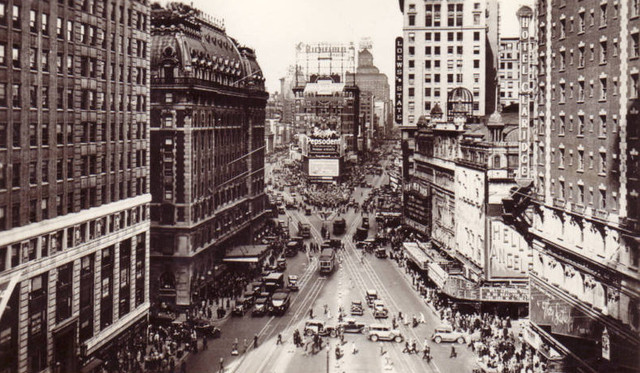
[0,0,151,372]
[149,2,267,308]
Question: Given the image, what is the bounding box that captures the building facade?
[405,92,530,313]
[149,3,267,308]
[348,48,392,147]
[0,0,151,372]
[399,0,498,126]
[506,0,640,371]
[498,36,519,108]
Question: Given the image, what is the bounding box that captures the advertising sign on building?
[308,158,340,177]
[395,37,403,125]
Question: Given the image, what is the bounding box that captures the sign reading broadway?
[395,37,403,125]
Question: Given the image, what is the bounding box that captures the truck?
[333,218,346,235]
[297,221,311,238]
[319,249,336,274]
[270,289,291,315]
[263,272,285,293]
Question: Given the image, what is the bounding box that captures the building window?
[599,152,607,174]
[600,41,607,64]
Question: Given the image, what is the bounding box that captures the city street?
[186,165,477,373]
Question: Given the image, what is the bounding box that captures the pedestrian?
[219,357,224,372]
[309,308,314,319]
[450,345,457,358]
[352,341,358,354]
[253,334,259,348]
[276,333,283,345]
[202,335,208,350]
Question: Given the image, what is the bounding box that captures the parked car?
[431,324,467,344]
[276,258,287,271]
[232,301,247,317]
[304,320,338,337]
[350,300,364,316]
[375,247,387,258]
[366,324,403,343]
[338,318,366,334]
[190,319,221,338]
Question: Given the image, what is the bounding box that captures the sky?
[160,0,533,93]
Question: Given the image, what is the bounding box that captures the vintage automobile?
[252,297,269,317]
[232,300,247,317]
[366,289,378,308]
[373,300,389,319]
[338,318,366,334]
[350,300,364,316]
[304,320,338,337]
[366,324,403,343]
[190,318,221,338]
[287,275,299,291]
[375,247,387,258]
[431,324,468,344]
[276,258,287,271]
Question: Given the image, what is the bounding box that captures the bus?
[263,272,285,293]
[298,222,311,238]
[333,218,346,235]
[319,249,336,274]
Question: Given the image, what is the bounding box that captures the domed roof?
[487,110,504,127]
[447,87,473,103]
[430,103,443,115]
[516,6,533,19]
[150,2,262,82]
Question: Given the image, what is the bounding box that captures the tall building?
[0,0,151,372]
[498,37,519,108]
[349,48,392,145]
[503,1,640,371]
[149,3,268,308]
[399,0,499,126]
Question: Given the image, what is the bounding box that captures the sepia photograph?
[0,0,638,372]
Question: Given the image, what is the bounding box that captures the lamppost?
[517,5,534,181]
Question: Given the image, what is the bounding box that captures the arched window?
[493,155,502,168]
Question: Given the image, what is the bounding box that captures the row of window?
[406,3,481,27]
[543,176,614,211]
[541,143,609,176]
[0,206,147,270]
[0,121,147,150]
[0,83,146,112]
[0,154,147,191]
[406,31,482,43]
[0,182,147,231]
[554,3,619,42]
[547,113,616,138]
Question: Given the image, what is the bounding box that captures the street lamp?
[516,5,534,181]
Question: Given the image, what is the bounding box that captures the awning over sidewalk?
[402,242,430,271]
[0,271,21,320]
[223,245,268,263]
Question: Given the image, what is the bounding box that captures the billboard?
[309,143,339,155]
[308,158,339,177]
[395,37,403,124]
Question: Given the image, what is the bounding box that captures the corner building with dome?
[148,2,268,309]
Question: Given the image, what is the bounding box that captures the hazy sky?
[161,0,533,93]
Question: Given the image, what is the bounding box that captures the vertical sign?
[602,327,610,361]
[395,37,404,125]
[518,26,530,179]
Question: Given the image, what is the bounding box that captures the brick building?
[0,0,151,372]
[149,2,268,308]
[503,1,640,371]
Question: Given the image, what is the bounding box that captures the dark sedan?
[338,319,366,334]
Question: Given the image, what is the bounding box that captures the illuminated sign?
[309,143,339,155]
[308,158,340,177]
[518,26,531,179]
[395,37,404,124]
